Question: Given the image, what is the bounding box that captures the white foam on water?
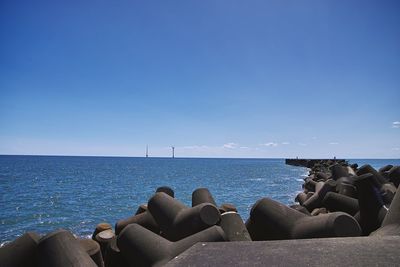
[1,241,10,248]
[247,178,265,181]
[73,233,92,239]
[82,234,92,239]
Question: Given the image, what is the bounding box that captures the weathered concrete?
[0,232,40,267]
[192,188,217,207]
[166,236,400,266]
[246,197,361,240]
[219,212,251,241]
[118,224,226,267]
[148,192,221,241]
[37,229,97,267]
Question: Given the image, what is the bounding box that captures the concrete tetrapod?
[156,186,174,198]
[0,232,40,267]
[347,166,357,176]
[356,164,387,185]
[316,172,330,181]
[379,164,394,174]
[356,163,397,204]
[354,173,388,235]
[219,203,237,213]
[322,192,359,216]
[295,192,311,206]
[92,223,112,240]
[148,192,221,241]
[330,164,349,181]
[302,179,337,212]
[94,229,116,259]
[117,223,226,267]
[115,187,172,235]
[303,178,317,192]
[388,166,400,187]
[310,207,328,216]
[79,239,104,267]
[246,197,361,241]
[115,209,159,235]
[103,238,128,267]
[37,229,97,267]
[192,188,217,207]
[219,211,252,241]
[337,183,357,198]
[371,185,400,236]
[135,204,148,215]
[314,181,325,193]
[380,183,397,204]
[290,204,311,215]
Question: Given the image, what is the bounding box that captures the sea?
[1,155,399,244]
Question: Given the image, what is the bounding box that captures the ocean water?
[0,155,399,243]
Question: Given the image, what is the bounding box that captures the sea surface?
[1,155,399,243]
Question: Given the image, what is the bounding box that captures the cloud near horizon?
[392,121,400,128]
[223,143,239,149]
[180,145,210,150]
[261,142,278,147]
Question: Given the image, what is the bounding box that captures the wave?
[1,241,10,248]
[247,178,265,181]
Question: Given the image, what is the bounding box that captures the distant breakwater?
[285,158,346,168]
[1,159,400,266]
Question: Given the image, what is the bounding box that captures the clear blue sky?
[1,0,399,158]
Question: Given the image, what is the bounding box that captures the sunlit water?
[1,155,398,243]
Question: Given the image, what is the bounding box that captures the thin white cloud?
[298,143,307,146]
[281,142,290,145]
[329,142,339,145]
[392,147,400,151]
[392,121,400,128]
[181,145,210,150]
[240,146,249,149]
[311,137,317,140]
[261,142,278,147]
[223,142,238,149]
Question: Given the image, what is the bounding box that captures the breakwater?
[1,159,400,266]
[285,158,346,168]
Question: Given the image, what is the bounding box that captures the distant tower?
[146,145,149,158]
[171,146,175,158]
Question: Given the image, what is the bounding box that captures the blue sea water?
[0,155,399,243]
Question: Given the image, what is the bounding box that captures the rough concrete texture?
[166,236,400,266]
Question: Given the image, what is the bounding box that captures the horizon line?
[0,154,399,160]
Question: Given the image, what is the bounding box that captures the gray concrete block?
[166,236,400,267]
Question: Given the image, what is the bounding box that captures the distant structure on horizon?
[171,146,175,158]
[146,145,148,158]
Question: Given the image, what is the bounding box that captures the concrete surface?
[166,236,400,266]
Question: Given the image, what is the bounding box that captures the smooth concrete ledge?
[166,236,400,266]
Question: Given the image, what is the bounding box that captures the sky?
[0,0,399,158]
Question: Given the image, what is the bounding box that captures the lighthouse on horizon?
[171,146,175,158]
